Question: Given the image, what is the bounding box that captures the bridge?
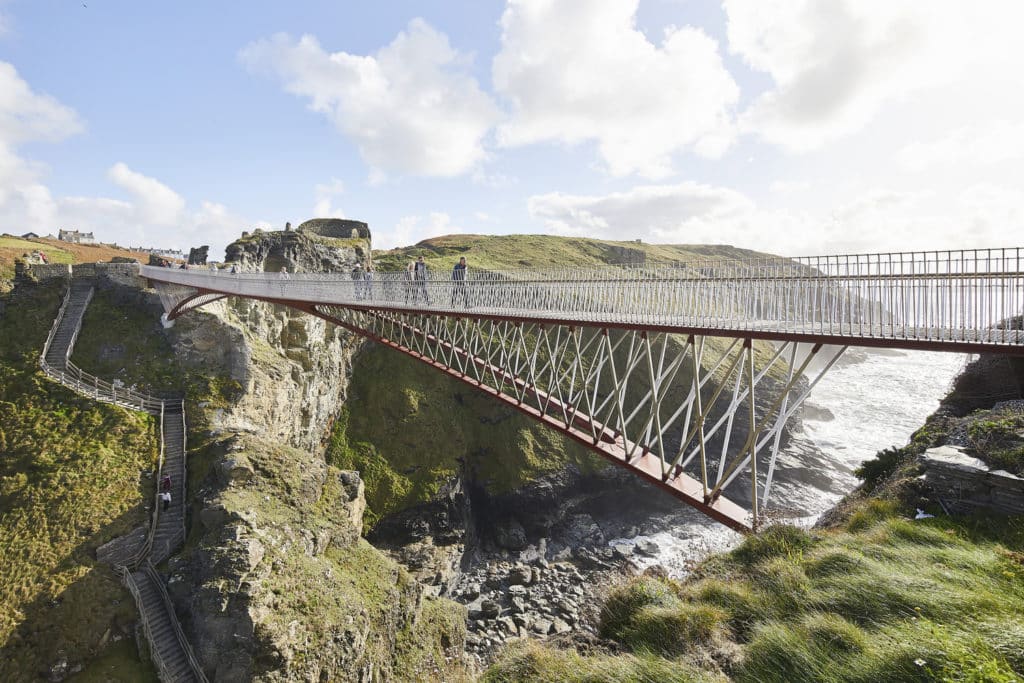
[141,248,1024,532]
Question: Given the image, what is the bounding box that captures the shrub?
[730,524,815,566]
[854,446,910,491]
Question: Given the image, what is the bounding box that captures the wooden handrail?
[144,560,209,682]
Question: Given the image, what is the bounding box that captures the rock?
[218,454,255,485]
[551,618,572,634]
[531,619,553,636]
[635,539,660,557]
[495,516,529,551]
[508,565,532,586]
[561,513,605,546]
[497,616,519,636]
[508,584,528,599]
[463,583,481,600]
[920,445,1024,516]
[510,596,527,614]
[611,542,634,559]
[480,599,501,619]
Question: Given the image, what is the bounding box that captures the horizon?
[1,2,1022,261]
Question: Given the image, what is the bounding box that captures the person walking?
[351,263,364,300]
[414,256,431,304]
[160,474,172,493]
[451,256,469,308]
[160,491,171,512]
[363,262,374,300]
[404,261,415,304]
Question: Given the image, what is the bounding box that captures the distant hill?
[0,235,154,285]
[372,233,771,273]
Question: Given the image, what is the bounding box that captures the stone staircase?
[41,280,206,683]
[43,280,93,370]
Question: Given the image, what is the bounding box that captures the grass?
[70,288,180,395]
[486,415,1024,682]
[372,233,769,274]
[0,234,151,283]
[484,641,725,683]
[489,509,1024,682]
[0,281,158,681]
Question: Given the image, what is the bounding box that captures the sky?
[1,0,1023,261]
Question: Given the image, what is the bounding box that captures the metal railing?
[140,247,1024,351]
[40,282,204,681]
[143,560,209,683]
[118,567,176,680]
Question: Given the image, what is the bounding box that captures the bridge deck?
[141,248,1024,355]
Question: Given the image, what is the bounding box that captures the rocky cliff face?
[162,231,467,681]
[225,229,370,274]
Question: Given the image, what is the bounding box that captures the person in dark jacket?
[451,256,469,307]
[414,256,431,304]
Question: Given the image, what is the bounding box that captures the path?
[40,280,205,683]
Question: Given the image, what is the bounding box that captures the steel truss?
[310,306,846,531]
[153,276,845,532]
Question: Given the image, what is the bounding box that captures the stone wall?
[19,263,72,281]
[297,218,371,240]
[920,445,1024,516]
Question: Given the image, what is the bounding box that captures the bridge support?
[150,279,847,532]
[309,306,846,532]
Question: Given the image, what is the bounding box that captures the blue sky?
[2,1,1023,260]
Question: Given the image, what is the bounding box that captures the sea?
[611,348,968,576]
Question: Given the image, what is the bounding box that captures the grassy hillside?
[0,281,159,681]
[0,234,152,284]
[373,233,767,273]
[485,403,1024,682]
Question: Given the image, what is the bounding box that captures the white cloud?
[529,180,1024,256]
[108,162,186,226]
[897,121,1024,172]
[313,177,346,218]
[381,211,463,250]
[240,20,500,177]
[0,62,82,145]
[493,0,738,178]
[529,182,757,242]
[0,62,84,232]
[725,0,1023,151]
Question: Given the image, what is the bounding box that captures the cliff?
[56,232,470,681]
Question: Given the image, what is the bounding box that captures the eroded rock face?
[169,293,357,453]
[224,230,368,274]
[166,231,468,681]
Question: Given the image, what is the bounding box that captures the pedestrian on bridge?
[363,262,374,300]
[414,256,431,304]
[452,256,469,308]
[404,261,415,304]
[352,263,364,300]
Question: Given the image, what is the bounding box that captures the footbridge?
[142,248,1024,532]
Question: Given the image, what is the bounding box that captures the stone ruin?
[188,246,209,265]
[297,218,371,240]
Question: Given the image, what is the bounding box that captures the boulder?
[480,599,501,619]
[508,565,532,586]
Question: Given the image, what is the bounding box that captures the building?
[21,232,39,239]
[58,229,96,244]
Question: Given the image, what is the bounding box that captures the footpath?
[40,280,206,683]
